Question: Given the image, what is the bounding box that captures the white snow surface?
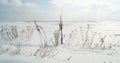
[0,21,120,63]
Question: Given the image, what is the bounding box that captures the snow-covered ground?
[0,21,120,63]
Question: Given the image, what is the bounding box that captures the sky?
[0,0,120,22]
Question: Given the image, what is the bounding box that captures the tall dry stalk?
[59,15,63,44]
[34,21,47,56]
[58,8,64,44]
[33,21,56,58]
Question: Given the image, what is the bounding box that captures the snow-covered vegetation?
[0,21,120,63]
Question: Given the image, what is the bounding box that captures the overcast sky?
[0,0,120,22]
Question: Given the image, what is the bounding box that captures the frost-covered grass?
[0,21,120,63]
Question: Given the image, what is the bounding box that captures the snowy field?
[0,21,120,63]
